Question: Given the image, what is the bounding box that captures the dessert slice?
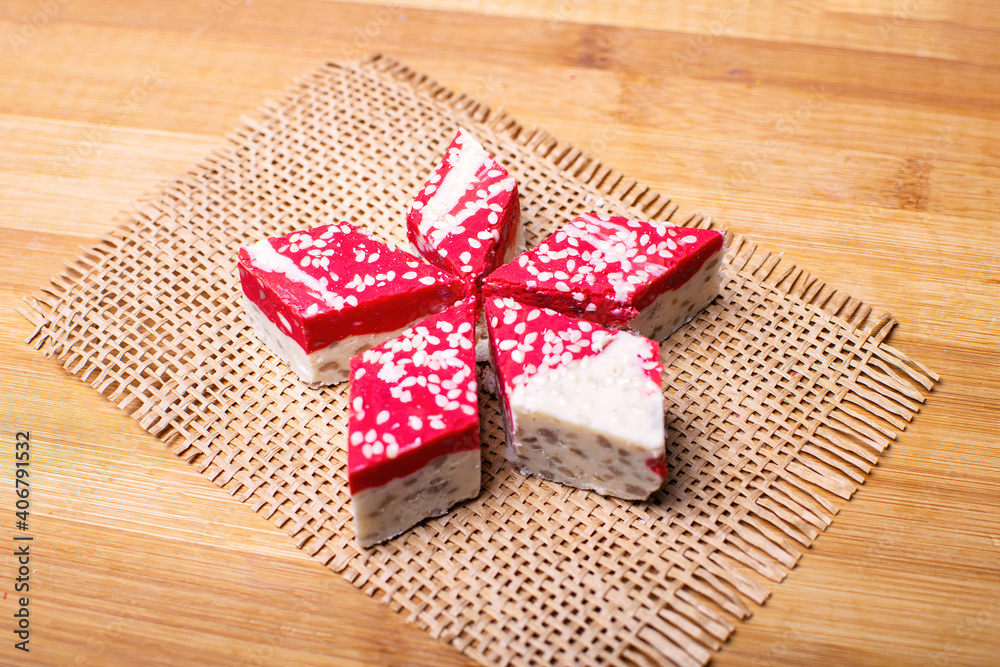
[406,128,522,294]
[348,298,481,547]
[485,297,668,500]
[482,213,725,342]
[238,222,463,386]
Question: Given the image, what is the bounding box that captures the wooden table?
[2,1,998,664]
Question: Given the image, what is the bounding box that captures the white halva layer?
[243,296,410,386]
[352,448,480,547]
[628,248,724,341]
[507,333,666,500]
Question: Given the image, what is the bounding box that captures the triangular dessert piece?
[485,297,668,500]
[407,128,523,294]
[238,222,464,386]
[347,298,481,546]
[483,213,724,341]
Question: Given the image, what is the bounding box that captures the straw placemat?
[21,55,937,667]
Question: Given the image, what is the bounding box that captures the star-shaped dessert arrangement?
[238,129,725,546]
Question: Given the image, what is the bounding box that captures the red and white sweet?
[347,298,481,546]
[238,222,464,386]
[485,297,668,500]
[406,128,522,294]
[483,213,725,342]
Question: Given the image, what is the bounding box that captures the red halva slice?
[347,297,480,546]
[483,213,724,342]
[485,296,668,500]
[238,222,464,386]
[406,128,522,295]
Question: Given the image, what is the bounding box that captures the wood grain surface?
[1,1,998,665]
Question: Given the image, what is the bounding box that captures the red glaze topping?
[238,222,464,353]
[406,128,520,294]
[482,213,724,329]
[347,298,480,494]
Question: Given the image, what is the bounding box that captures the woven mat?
[21,55,938,667]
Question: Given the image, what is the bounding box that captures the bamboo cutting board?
[2,1,999,665]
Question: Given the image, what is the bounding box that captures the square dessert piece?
[406,128,523,294]
[348,298,481,547]
[483,213,725,342]
[485,297,668,500]
[238,222,464,386]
